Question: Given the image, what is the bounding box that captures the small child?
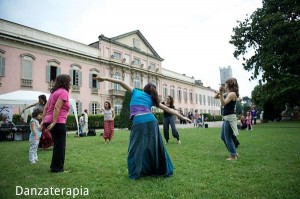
[246,112,252,130]
[101,101,115,143]
[29,109,43,164]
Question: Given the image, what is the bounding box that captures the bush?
[154,112,164,124]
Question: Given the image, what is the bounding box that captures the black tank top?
[223,100,236,116]
[163,105,175,117]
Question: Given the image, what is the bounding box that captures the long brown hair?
[104,101,111,109]
[38,94,47,105]
[51,74,71,93]
[167,95,174,108]
[143,83,160,107]
[225,77,239,98]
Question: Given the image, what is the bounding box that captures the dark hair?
[104,101,111,109]
[32,109,43,118]
[225,78,239,98]
[51,74,71,93]
[38,94,47,105]
[167,95,174,107]
[144,83,160,107]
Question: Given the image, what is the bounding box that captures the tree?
[117,91,132,129]
[235,100,243,116]
[242,96,252,107]
[230,0,300,110]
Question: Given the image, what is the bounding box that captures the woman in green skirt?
[94,76,191,179]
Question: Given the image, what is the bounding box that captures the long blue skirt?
[127,120,174,179]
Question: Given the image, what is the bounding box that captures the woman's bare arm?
[94,77,133,92]
[158,103,191,123]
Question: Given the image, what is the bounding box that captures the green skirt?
[127,120,174,179]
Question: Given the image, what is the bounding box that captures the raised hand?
[219,85,225,93]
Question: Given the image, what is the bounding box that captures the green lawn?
[0,121,299,199]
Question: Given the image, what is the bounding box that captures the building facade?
[0,19,221,116]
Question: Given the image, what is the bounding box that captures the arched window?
[89,68,100,90]
[189,90,193,103]
[183,88,188,102]
[114,101,122,115]
[134,76,141,89]
[114,72,121,90]
[151,78,156,86]
[177,87,182,102]
[163,84,168,99]
[20,54,35,87]
[46,59,61,88]
[170,86,175,98]
[69,64,82,88]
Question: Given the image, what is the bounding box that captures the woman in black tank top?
[215,78,240,161]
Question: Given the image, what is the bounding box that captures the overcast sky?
[0,0,262,97]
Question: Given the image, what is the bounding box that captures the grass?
[0,121,300,199]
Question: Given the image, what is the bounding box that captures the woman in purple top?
[42,74,71,173]
[94,76,191,179]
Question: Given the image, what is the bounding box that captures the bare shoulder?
[227,92,237,100]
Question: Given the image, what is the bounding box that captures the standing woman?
[22,94,47,114]
[101,101,115,144]
[215,78,239,161]
[94,76,191,179]
[43,74,71,173]
[162,96,181,144]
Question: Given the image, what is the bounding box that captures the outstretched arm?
[22,102,39,113]
[158,103,192,123]
[93,77,133,92]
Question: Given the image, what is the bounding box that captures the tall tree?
[230,0,300,109]
[117,91,132,129]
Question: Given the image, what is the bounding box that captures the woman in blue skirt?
[94,76,191,179]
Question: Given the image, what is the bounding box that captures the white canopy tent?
[0,90,79,132]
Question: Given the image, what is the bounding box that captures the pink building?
[0,19,220,116]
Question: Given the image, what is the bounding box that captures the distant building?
[219,66,232,85]
[0,19,221,116]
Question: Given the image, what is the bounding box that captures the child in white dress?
[29,109,43,164]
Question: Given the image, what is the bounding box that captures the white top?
[103,109,113,121]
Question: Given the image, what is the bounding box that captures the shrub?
[117,91,132,129]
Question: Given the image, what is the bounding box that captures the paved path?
[68,121,223,135]
[168,121,223,129]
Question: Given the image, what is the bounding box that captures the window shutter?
[77,102,81,114]
[97,103,101,114]
[57,68,61,75]
[97,79,100,89]
[89,73,92,88]
[46,65,50,82]
[89,103,92,115]
[22,60,32,79]
[69,70,73,85]
[78,71,82,86]
[0,57,5,76]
